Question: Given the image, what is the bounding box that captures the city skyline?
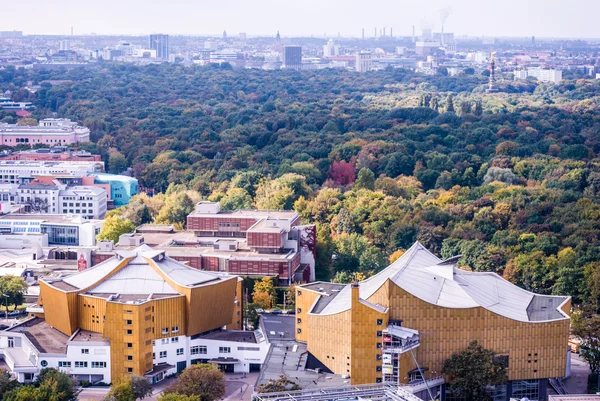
[3,0,600,39]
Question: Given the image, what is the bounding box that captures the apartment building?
[0,182,107,219]
[0,246,269,384]
[295,242,571,401]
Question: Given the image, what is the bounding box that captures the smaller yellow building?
[33,245,245,382]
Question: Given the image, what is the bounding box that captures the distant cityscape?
[1,28,599,85]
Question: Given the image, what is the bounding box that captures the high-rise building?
[323,39,340,57]
[149,34,169,59]
[283,45,302,71]
[355,51,372,73]
[59,40,70,51]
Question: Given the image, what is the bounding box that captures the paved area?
[257,314,347,394]
[563,353,590,394]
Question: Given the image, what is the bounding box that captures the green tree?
[336,208,354,234]
[104,379,136,401]
[315,224,335,281]
[354,168,375,190]
[442,340,508,401]
[96,216,136,243]
[130,376,153,400]
[34,368,77,401]
[0,276,28,309]
[162,364,225,401]
[219,188,253,211]
[572,310,600,374]
[0,370,18,399]
[252,277,276,309]
[108,149,128,174]
[445,94,455,113]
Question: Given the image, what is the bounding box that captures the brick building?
[91,202,316,285]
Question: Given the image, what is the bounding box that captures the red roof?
[15,110,32,118]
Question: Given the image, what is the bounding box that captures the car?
[255,308,264,313]
[284,310,295,315]
[271,309,282,315]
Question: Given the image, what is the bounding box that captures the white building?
[0,214,104,247]
[323,39,340,57]
[514,68,563,83]
[0,317,269,384]
[356,51,372,73]
[58,186,107,219]
[2,182,107,219]
[0,319,111,384]
[0,160,103,184]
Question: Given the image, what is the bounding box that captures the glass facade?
[511,380,539,401]
[41,224,79,245]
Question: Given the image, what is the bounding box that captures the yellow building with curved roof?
[35,244,241,382]
[296,242,571,401]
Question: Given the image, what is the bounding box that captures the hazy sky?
[2,0,599,38]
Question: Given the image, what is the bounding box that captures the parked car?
[255,308,265,313]
[284,310,295,315]
[271,309,283,315]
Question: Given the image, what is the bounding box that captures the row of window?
[58,361,106,368]
[161,326,179,334]
[63,202,94,207]
[189,345,231,354]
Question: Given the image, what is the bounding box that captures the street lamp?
[1,294,9,320]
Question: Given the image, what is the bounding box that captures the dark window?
[376,319,383,325]
[376,331,382,337]
[376,366,382,372]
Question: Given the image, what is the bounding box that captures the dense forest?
[2,63,600,308]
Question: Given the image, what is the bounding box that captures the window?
[127,368,133,373]
[58,361,71,368]
[376,319,383,325]
[127,343,133,348]
[297,328,302,334]
[171,337,179,343]
[297,318,302,324]
[376,343,382,349]
[92,362,107,368]
[75,361,88,368]
[161,338,169,345]
[126,330,133,335]
[376,354,382,361]
[376,378,382,383]
[376,366,382,372]
[177,348,184,356]
[159,351,167,358]
[162,328,169,335]
[376,331,382,337]
[297,308,302,314]
[297,290,302,296]
[172,326,179,333]
[127,356,133,361]
[191,346,207,355]
[81,349,89,354]
[126,320,132,325]
[219,347,231,354]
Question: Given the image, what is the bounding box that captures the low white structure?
[0,215,104,247]
[0,319,111,384]
[513,67,563,83]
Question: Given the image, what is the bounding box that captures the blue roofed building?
[93,173,138,207]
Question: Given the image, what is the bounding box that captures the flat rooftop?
[7,317,69,354]
[196,330,257,343]
[189,209,298,220]
[71,329,107,343]
[0,214,102,224]
[300,282,346,314]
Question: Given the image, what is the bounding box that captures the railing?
[254,383,425,401]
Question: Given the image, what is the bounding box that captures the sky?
[1,0,599,39]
